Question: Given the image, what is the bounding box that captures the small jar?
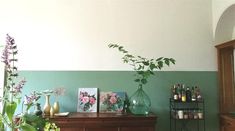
[188,110,194,119]
[198,110,203,119]
[193,110,198,119]
[183,110,188,119]
[178,110,184,119]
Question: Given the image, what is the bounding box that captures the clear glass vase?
[129,86,151,115]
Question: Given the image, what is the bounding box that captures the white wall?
[212,0,235,44]
[0,0,216,71]
[212,0,235,37]
[214,4,235,44]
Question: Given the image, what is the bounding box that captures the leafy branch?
[108,44,175,87]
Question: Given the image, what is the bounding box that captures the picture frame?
[99,91,126,113]
[77,88,98,112]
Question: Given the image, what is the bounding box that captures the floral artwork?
[77,88,98,112]
[99,92,126,113]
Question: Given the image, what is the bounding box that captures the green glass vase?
[129,86,151,115]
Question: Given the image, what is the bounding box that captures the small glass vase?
[43,95,51,116]
[34,103,43,116]
[129,86,151,115]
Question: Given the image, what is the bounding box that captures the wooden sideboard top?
[48,112,157,120]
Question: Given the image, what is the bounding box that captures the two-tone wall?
[0,0,221,131]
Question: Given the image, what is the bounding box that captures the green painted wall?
[18,71,219,131]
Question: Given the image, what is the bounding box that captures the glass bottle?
[191,87,196,101]
[129,85,151,115]
[186,87,191,102]
[181,85,186,102]
[173,85,178,101]
[34,103,43,116]
[177,84,182,102]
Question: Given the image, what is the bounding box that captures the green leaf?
[5,101,17,121]
[157,61,163,69]
[23,114,47,130]
[170,58,176,64]
[164,58,170,66]
[149,71,154,75]
[156,57,163,61]
[143,61,149,66]
[20,123,37,131]
[141,79,147,84]
[125,54,134,58]
[0,116,4,130]
[134,79,140,82]
[118,46,123,50]
[137,71,144,75]
[137,65,142,70]
[150,63,156,70]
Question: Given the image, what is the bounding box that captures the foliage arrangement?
[79,91,96,112]
[108,44,175,88]
[0,34,47,131]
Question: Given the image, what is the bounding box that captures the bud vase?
[43,95,51,116]
[53,101,60,113]
[34,103,43,116]
[129,86,151,115]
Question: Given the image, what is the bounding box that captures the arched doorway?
[215,4,235,44]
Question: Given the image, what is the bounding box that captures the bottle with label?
[186,87,191,102]
[195,86,202,101]
[191,87,196,101]
[177,84,182,102]
[173,85,178,101]
[181,85,186,102]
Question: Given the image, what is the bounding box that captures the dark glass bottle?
[177,84,182,102]
[173,85,178,101]
[186,87,191,102]
[191,87,196,101]
[34,103,43,116]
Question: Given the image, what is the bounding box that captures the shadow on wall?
[215,4,235,44]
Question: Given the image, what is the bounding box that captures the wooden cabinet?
[220,115,235,131]
[216,39,235,131]
[49,112,157,131]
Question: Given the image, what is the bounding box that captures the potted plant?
[108,44,175,115]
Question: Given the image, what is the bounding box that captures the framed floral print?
[99,91,126,113]
[77,88,98,112]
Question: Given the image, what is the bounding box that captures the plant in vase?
[0,34,47,130]
[108,44,175,115]
[0,34,60,130]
